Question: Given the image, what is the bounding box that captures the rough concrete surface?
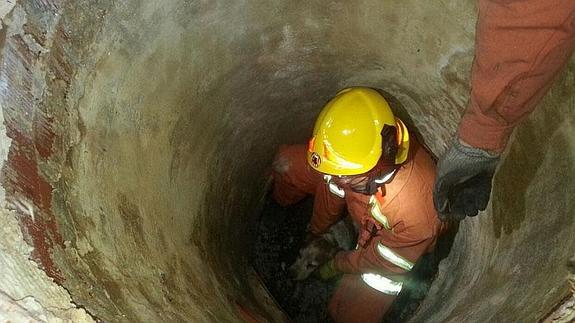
[0,0,572,322]
[0,209,94,322]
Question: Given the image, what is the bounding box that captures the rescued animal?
[289,216,357,281]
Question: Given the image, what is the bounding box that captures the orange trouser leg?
[272,144,345,234]
[329,274,396,323]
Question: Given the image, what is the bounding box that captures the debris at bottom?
[252,195,456,323]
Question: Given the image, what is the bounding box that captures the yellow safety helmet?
[307,87,410,176]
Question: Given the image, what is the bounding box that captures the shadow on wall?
[378,88,438,161]
[491,63,575,238]
[492,123,540,237]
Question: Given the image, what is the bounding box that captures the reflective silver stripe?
[328,182,345,198]
[361,273,403,296]
[369,196,390,230]
[376,242,414,271]
[324,175,345,198]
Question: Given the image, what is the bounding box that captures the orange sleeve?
[458,0,575,153]
[309,183,347,235]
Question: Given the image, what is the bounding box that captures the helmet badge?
[311,152,321,168]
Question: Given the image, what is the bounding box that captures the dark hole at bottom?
[252,194,458,323]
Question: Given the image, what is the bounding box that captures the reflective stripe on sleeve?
[328,182,345,198]
[376,242,414,271]
[361,273,403,296]
[324,175,345,198]
[369,195,390,230]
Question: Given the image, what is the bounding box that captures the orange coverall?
[459,0,575,153]
[272,137,444,323]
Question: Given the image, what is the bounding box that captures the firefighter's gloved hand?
[434,139,500,221]
[316,259,340,281]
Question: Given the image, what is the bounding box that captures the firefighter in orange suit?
[272,87,446,322]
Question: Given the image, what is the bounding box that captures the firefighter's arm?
[435,0,575,221]
[308,183,347,235]
[458,0,575,152]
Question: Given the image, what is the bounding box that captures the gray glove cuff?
[434,139,501,220]
[437,139,500,179]
[454,139,500,159]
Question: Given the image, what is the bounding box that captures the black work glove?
[433,139,500,221]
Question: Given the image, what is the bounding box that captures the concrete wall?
[0,0,572,322]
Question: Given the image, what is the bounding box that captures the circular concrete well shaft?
[0,1,574,322]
